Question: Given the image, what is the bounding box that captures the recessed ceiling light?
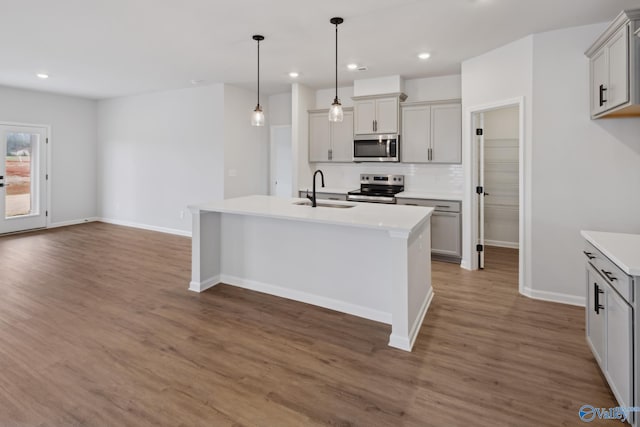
[190,79,204,85]
[347,63,358,70]
[289,72,299,78]
[418,52,431,60]
[36,73,49,79]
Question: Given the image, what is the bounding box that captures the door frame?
[0,121,51,230]
[464,97,529,296]
[269,124,293,197]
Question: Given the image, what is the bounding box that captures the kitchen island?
[188,195,434,351]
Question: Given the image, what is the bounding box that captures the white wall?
[530,23,640,303]
[404,75,462,102]
[461,35,534,279]
[97,84,225,234]
[292,84,316,191]
[223,85,269,199]
[314,75,462,109]
[0,85,97,225]
[267,92,292,127]
[315,86,355,109]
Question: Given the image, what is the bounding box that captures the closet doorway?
[474,106,520,271]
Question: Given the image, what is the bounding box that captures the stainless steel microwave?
[353,134,400,162]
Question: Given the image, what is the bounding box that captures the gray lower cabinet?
[298,191,346,201]
[396,197,461,261]
[584,241,634,422]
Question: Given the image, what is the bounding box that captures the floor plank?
[0,224,616,426]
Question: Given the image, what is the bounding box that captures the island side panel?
[407,219,432,346]
[218,214,393,323]
[388,217,433,351]
[189,210,222,292]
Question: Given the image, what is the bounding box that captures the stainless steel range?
[347,174,404,204]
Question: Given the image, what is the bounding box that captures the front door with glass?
[0,125,47,234]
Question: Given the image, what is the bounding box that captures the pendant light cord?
[334,22,338,101]
[257,38,260,107]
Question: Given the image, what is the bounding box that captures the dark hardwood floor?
[0,223,616,426]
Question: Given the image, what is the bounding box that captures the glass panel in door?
[5,132,35,218]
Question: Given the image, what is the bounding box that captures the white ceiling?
[1,0,638,99]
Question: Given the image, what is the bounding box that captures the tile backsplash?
[311,162,464,193]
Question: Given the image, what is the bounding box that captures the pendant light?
[328,17,344,122]
[251,35,265,126]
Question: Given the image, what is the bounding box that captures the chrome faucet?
[307,169,325,207]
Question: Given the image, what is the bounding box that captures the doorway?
[0,124,48,234]
[269,125,293,198]
[475,106,520,269]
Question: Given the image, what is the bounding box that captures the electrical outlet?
[228,169,237,177]
[179,210,184,219]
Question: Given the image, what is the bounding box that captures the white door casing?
[0,124,48,234]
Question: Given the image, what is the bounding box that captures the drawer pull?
[601,269,617,282]
[405,203,419,206]
[435,205,450,208]
[583,251,596,260]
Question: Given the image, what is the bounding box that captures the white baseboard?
[98,218,191,237]
[460,259,472,270]
[189,275,220,293]
[48,217,99,228]
[486,239,519,249]
[220,274,392,324]
[521,287,585,307]
[388,287,434,352]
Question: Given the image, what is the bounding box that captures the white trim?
[521,287,585,307]
[48,217,99,228]
[464,97,529,299]
[485,239,519,249]
[97,217,192,237]
[388,287,434,351]
[220,274,392,324]
[189,275,220,292]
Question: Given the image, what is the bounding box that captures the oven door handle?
[386,139,391,157]
[347,194,396,204]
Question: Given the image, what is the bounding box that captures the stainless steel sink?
[293,201,356,209]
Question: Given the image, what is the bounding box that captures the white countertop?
[396,191,463,201]
[190,195,433,233]
[581,230,640,276]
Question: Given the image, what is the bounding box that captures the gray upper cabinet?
[586,9,640,119]
[353,94,405,135]
[401,100,461,164]
[431,104,462,163]
[308,108,353,163]
[401,104,431,162]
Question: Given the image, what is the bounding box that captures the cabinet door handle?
[594,283,605,314]
[600,269,617,281]
[583,251,596,260]
[328,149,333,161]
[404,203,419,206]
[435,205,450,209]
[599,84,607,107]
[428,147,433,161]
